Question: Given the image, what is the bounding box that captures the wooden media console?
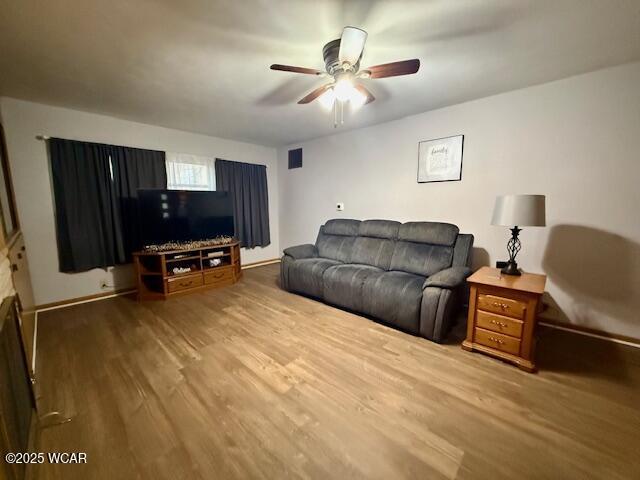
[133,242,241,300]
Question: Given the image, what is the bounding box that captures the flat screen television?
[137,189,235,246]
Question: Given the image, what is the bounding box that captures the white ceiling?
[1,1,639,147]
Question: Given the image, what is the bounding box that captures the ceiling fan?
[270,26,420,122]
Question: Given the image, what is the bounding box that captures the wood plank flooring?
[29,264,640,479]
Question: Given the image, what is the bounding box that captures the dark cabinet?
[0,297,35,480]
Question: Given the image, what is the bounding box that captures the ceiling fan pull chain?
[333,99,338,128]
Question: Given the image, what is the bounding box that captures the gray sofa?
[280,219,474,343]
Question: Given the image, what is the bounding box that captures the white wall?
[0,98,279,306]
[277,62,640,340]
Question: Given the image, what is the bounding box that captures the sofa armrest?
[423,266,472,289]
[282,244,318,260]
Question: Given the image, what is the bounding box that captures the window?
[166,153,216,191]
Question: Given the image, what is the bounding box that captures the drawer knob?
[488,336,505,345]
[492,301,510,310]
[490,319,508,327]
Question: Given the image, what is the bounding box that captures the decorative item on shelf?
[207,251,224,258]
[172,266,192,275]
[417,135,464,183]
[491,194,546,276]
[143,235,234,253]
[208,258,222,268]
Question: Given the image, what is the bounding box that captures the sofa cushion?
[350,237,396,270]
[322,219,361,236]
[316,232,356,263]
[389,222,458,276]
[288,258,342,298]
[358,220,401,239]
[423,266,472,289]
[398,222,459,246]
[283,243,317,260]
[349,220,400,270]
[323,264,384,311]
[390,242,454,277]
[362,271,426,334]
[315,219,361,263]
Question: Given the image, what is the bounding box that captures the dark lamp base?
[501,261,521,276]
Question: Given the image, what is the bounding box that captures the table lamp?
[491,194,546,276]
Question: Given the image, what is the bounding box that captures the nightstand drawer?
[478,293,527,320]
[476,310,523,338]
[474,327,521,356]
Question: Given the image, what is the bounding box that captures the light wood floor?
[30,264,640,479]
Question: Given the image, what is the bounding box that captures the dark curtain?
[50,139,122,272]
[50,138,166,272]
[215,159,270,248]
[111,146,167,259]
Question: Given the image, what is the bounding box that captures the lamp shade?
[491,195,546,227]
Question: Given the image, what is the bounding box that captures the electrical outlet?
[336,202,345,211]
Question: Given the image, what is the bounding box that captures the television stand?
[133,242,241,300]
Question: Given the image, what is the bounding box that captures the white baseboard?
[32,310,38,374]
[539,321,640,349]
[36,289,137,313]
[242,258,280,269]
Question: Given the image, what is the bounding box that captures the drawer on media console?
[204,267,233,285]
[167,274,203,293]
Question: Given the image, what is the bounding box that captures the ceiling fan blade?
[270,64,323,75]
[298,84,332,104]
[354,84,375,104]
[338,26,367,65]
[362,59,420,79]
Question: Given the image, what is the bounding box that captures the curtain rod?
[35,136,268,167]
[216,158,268,169]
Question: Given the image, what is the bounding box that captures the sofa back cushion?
[351,220,400,270]
[315,219,360,262]
[390,222,459,277]
[398,222,459,245]
[322,219,361,236]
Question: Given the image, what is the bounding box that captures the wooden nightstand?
[462,267,546,372]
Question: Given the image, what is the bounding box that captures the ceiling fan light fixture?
[339,26,367,65]
[334,78,354,102]
[318,87,336,110]
[349,87,368,109]
[271,26,419,122]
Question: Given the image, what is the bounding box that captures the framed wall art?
[417,135,464,183]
